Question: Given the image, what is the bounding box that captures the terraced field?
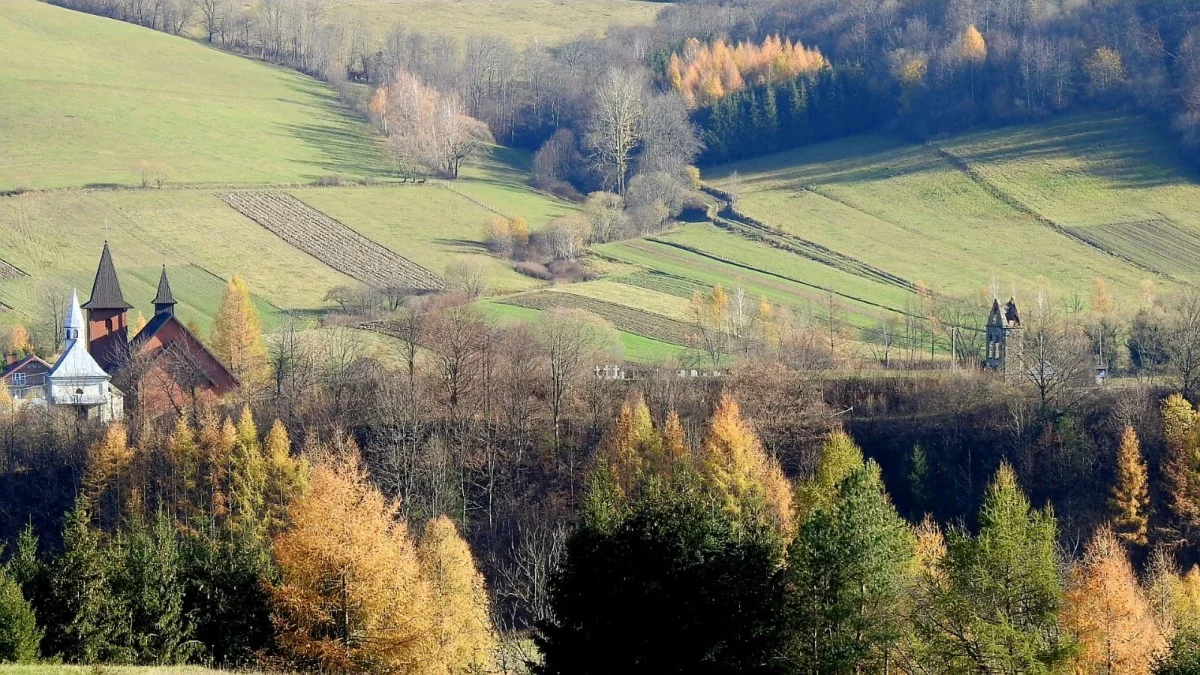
[709,115,1185,306]
[498,291,695,345]
[220,191,444,291]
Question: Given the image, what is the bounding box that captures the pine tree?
[270,453,434,673]
[907,444,931,517]
[782,462,914,672]
[795,428,865,523]
[698,393,793,536]
[661,410,690,468]
[418,516,498,674]
[0,564,41,663]
[536,485,783,675]
[46,498,128,664]
[84,423,134,528]
[917,463,1071,672]
[166,415,200,521]
[1111,426,1151,546]
[1062,526,1166,674]
[116,510,192,665]
[211,274,268,395]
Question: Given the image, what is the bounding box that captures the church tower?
[984,297,1021,373]
[82,242,132,373]
[153,265,176,316]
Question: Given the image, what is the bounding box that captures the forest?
[3,271,1200,673]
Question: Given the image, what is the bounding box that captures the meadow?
[707,114,1194,310]
[0,0,391,191]
[323,0,663,47]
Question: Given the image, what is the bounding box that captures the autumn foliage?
[669,36,827,108]
[1111,425,1151,546]
[1063,526,1166,673]
[270,451,435,673]
[211,275,268,394]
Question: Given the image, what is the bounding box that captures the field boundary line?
[645,238,921,319]
[435,181,512,220]
[930,144,1165,278]
[699,186,916,292]
[0,257,29,280]
[496,290,696,345]
[219,190,444,291]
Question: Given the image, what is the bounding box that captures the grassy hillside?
[0,0,391,191]
[326,0,664,47]
[708,114,1196,308]
[0,190,349,331]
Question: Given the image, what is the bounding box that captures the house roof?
[1,355,51,380]
[48,338,110,382]
[153,266,176,307]
[133,312,238,388]
[82,242,132,310]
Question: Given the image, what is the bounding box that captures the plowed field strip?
[0,257,27,280]
[498,291,695,345]
[219,191,443,290]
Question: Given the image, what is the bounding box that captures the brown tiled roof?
[153,266,176,307]
[82,242,132,310]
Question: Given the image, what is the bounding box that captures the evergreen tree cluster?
[695,68,875,166]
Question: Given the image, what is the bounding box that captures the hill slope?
[0,0,391,190]
[707,114,1199,308]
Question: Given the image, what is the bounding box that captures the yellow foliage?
[84,422,133,500]
[900,55,928,85]
[271,453,435,673]
[418,516,499,674]
[1063,526,1166,673]
[265,420,309,531]
[795,428,866,523]
[131,311,148,336]
[1085,47,1126,93]
[662,410,690,466]
[671,36,827,108]
[698,393,793,536]
[212,274,268,393]
[960,24,987,64]
[599,394,659,496]
[6,325,32,357]
[509,216,531,247]
[1111,426,1150,546]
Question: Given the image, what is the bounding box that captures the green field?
[325,0,664,47]
[707,114,1196,310]
[0,0,391,191]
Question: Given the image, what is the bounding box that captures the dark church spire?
[82,242,132,310]
[153,266,176,315]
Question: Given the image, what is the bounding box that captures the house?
[81,243,237,414]
[2,290,125,422]
[0,354,52,402]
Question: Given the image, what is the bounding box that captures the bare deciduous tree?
[585,68,647,194]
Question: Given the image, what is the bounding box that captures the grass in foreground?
[0,0,392,190]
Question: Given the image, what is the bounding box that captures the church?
[1,244,238,420]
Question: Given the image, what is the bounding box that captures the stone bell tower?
[984,297,1021,374]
